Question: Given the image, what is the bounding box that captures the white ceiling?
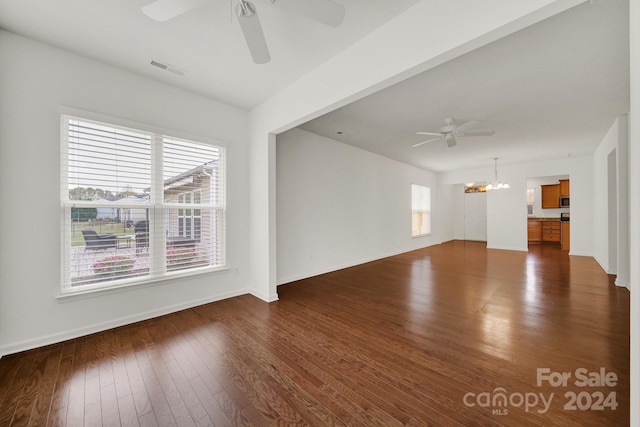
[0,0,419,109]
[300,0,630,172]
[0,1,630,174]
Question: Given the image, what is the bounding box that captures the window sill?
[57,265,229,303]
[412,233,432,238]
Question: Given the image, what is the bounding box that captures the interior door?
[464,191,487,242]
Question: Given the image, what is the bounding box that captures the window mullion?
[151,134,165,274]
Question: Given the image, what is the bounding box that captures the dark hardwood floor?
[0,241,630,426]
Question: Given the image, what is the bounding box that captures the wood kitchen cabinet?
[541,184,560,209]
[528,221,542,242]
[542,221,561,243]
[559,179,570,197]
[528,220,561,244]
[562,221,570,251]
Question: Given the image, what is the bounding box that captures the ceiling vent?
[150,59,185,76]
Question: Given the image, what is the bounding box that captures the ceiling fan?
[141,0,346,64]
[412,118,495,148]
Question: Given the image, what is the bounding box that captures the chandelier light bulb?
[485,158,509,191]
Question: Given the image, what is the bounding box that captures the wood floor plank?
[117,393,140,427]
[65,338,87,427]
[10,346,55,426]
[49,341,76,413]
[0,353,34,425]
[45,405,68,427]
[27,344,64,426]
[0,354,24,412]
[120,330,153,418]
[128,329,178,427]
[0,242,630,426]
[100,381,121,427]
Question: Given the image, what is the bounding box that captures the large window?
[61,114,226,292]
[411,184,431,237]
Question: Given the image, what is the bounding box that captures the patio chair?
[81,229,117,251]
[134,220,149,256]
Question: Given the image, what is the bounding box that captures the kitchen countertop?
[528,217,561,221]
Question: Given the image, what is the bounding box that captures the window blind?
[61,115,226,291]
[411,184,431,237]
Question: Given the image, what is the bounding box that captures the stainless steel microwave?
[560,196,570,207]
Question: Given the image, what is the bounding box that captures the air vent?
[150,59,186,76]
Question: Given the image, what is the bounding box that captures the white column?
[629,0,639,424]
[616,115,629,287]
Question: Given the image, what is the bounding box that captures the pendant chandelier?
[485,158,510,190]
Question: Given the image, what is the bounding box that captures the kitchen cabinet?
[528,219,561,244]
[542,221,561,243]
[527,221,542,242]
[562,222,570,251]
[541,184,560,209]
[559,179,570,197]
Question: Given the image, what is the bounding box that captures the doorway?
[464,191,487,242]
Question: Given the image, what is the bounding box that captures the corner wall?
[276,128,441,284]
[0,31,251,355]
[592,119,619,272]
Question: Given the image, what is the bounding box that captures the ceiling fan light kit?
[141,0,345,64]
[485,158,510,190]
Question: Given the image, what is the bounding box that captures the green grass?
[71,221,135,247]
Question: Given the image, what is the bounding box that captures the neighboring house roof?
[163,161,217,191]
[118,194,150,203]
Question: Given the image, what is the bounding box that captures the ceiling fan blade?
[236,1,271,64]
[265,0,345,27]
[412,137,442,148]
[416,132,442,136]
[459,130,495,137]
[454,120,479,133]
[141,0,199,21]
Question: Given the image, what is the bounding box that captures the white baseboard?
[0,288,249,358]
[567,251,592,257]
[593,255,615,275]
[276,242,444,286]
[487,245,528,252]
[249,289,279,302]
[614,277,629,288]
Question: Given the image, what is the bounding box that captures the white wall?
[630,0,639,421]
[592,119,619,271]
[440,155,593,254]
[0,31,250,355]
[276,128,441,284]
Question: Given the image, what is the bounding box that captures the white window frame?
[59,108,227,297]
[411,184,431,237]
